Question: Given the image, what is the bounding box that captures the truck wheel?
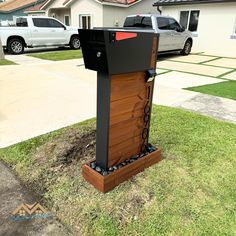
[70,36,80,50]
[7,38,24,55]
[180,39,192,55]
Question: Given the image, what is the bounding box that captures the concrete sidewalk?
[153,71,236,124]
[0,161,74,236]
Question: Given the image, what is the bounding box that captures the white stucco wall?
[103,0,158,27]
[161,3,236,56]
[44,0,70,21]
[70,0,103,27]
[48,8,71,24]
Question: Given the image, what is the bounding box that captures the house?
[153,0,236,56]
[25,1,46,16]
[28,0,157,27]
[0,0,45,22]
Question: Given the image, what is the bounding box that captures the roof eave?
[40,0,52,10]
[0,3,36,13]
[153,0,236,6]
[25,10,45,13]
[65,0,142,8]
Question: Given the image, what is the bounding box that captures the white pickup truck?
[124,14,193,55]
[0,16,80,54]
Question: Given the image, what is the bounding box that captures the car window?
[124,16,152,28]
[16,18,28,27]
[48,19,64,28]
[156,17,169,30]
[33,18,50,27]
[168,19,180,31]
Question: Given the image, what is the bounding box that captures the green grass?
[186,81,236,100]
[0,106,236,235]
[28,50,83,61]
[0,59,16,65]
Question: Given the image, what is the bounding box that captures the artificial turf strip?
[0,59,16,65]
[0,105,236,236]
[28,49,83,61]
[185,81,236,100]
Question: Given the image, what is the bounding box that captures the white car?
[124,14,193,55]
[0,16,80,54]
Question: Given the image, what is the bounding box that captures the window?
[157,17,181,31]
[168,19,181,31]
[156,17,169,30]
[33,18,64,28]
[180,10,200,32]
[64,15,70,26]
[48,19,64,28]
[79,15,91,29]
[33,18,49,27]
[16,18,28,27]
[123,16,152,28]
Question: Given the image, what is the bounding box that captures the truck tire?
[70,36,80,50]
[7,38,24,55]
[180,39,192,55]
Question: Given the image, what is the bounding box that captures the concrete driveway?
[1,52,236,148]
[0,58,96,147]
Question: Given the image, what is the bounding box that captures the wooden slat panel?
[110,72,146,102]
[108,72,148,167]
[109,108,143,126]
[108,135,143,166]
[109,116,143,147]
[110,95,146,116]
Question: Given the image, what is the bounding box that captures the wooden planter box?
[82,148,161,193]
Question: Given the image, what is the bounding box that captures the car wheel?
[7,38,24,55]
[70,36,80,50]
[180,39,192,55]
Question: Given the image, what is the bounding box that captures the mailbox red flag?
[115,32,137,41]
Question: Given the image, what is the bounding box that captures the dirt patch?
[28,127,96,195]
[35,128,96,166]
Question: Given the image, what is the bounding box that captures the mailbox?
[79,28,162,193]
[79,29,158,75]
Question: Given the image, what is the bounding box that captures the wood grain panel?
[108,135,143,166]
[109,116,144,147]
[110,72,146,102]
[110,95,146,116]
[108,71,147,167]
[109,108,143,126]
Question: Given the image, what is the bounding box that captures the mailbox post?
[79,29,161,193]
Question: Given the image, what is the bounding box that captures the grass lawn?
[28,49,83,61]
[0,106,236,235]
[0,59,16,65]
[185,80,236,100]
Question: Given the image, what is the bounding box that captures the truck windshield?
[124,16,152,28]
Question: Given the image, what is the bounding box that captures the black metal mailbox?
[79,29,158,75]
